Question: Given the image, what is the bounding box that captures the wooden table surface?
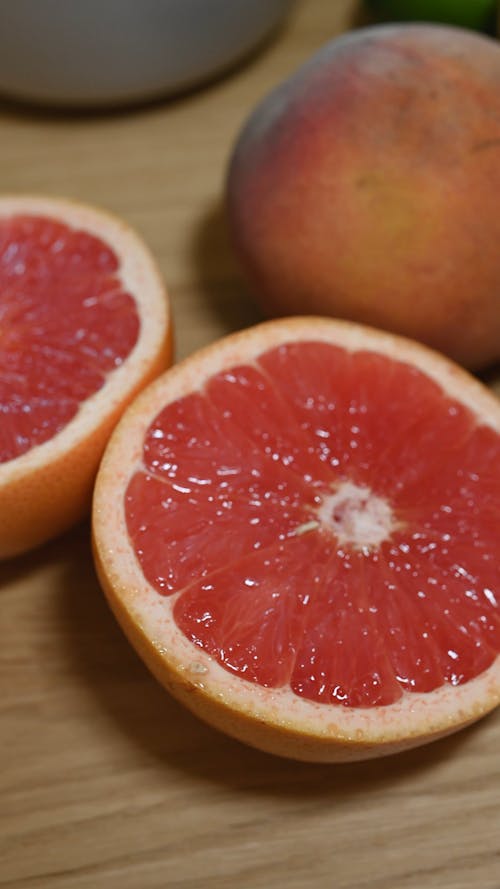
[2,2,500,887]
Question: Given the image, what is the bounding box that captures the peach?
[226,24,500,369]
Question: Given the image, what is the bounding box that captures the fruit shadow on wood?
[349,1,376,28]
[21,523,488,799]
[187,200,263,347]
[479,361,500,398]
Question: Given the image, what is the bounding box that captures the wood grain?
[1,2,500,887]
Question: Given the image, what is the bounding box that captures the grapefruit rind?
[0,195,171,558]
[92,317,500,761]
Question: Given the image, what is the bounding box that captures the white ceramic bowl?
[0,0,294,107]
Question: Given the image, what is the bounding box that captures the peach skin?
[227,24,500,369]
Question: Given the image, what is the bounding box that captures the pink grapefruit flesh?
[93,318,500,761]
[0,214,140,462]
[0,195,171,559]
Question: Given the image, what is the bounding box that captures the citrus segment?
[174,535,327,689]
[0,214,139,462]
[94,318,500,761]
[0,195,171,558]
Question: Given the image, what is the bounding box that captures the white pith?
[317,481,397,550]
[0,194,169,484]
[93,317,500,748]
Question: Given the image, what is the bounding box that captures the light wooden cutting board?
[2,2,499,887]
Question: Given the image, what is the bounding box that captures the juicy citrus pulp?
[125,340,500,706]
[0,213,139,462]
[0,196,171,558]
[93,319,500,760]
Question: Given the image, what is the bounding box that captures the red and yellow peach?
[227,24,500,369]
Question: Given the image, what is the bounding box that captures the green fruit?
[367,0,497,32]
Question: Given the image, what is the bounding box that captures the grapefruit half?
[93,318,500,761]
[0,196,171,558]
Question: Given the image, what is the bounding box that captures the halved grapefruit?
[93,318,500,761]
[0,196,171,558]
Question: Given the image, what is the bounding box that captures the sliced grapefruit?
[0,195,171,558]
[93,318,500,761]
